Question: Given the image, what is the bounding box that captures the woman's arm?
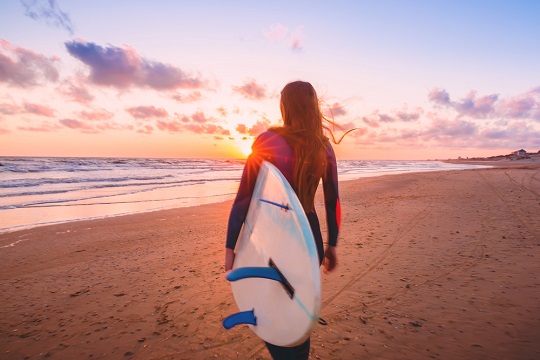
[322,144,341,272]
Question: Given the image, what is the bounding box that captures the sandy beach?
[1,158,539,359]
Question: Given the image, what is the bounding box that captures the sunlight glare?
[237,139,253,157]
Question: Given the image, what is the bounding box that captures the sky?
[0,0,539,160]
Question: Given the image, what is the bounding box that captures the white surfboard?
[223,161,321,347]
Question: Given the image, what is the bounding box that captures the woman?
[225,80,341,359]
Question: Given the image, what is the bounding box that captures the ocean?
[0,157,489,234]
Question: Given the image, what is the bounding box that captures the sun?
[236,139,253,157]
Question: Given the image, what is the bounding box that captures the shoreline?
[0,161,493,237]
[1,163,539,359]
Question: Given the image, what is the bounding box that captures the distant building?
[515,149,527,156]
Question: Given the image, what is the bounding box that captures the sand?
[1,158,539,359]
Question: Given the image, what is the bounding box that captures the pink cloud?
[428,88,451,105]
[247,118,271,136]
[95,122,133,132]
[137,125,154,134]
[232,79,268,100]
[396,107,423,122]
[0,103,20,115]
[156,119,230,136]
[326,102,347,117]
[236,123,247,134]
[77,109,114,121]
[126,106,168,119]
[456,91,498,118]
[428,88,497,118]
[264,24,305,51]
[59,78,95,104]
[289,26,305,51]
[0,39,60,88]
[59,118,94,130]
[23,102,55,117]
[57,118,131,133]
[429,87,540,122]
[171,91,202,103]
[217,107,228,117]
[497,87,540,121]
[362,113,380,128]
[65,40,204,90]
[264,23,289,41]
[191,111,212,124]
[18,121,62,132]
[156,120,182,132]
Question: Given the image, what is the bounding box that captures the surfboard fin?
[226,260,295,299]
[223,309,257,329]
[226,267,283,282]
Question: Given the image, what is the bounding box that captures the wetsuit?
[225,130,341,358]
[226,130,341,259]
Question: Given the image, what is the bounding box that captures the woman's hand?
[225,248,235,272]
[323,245,337,273]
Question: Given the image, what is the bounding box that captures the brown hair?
[270,81,329,212]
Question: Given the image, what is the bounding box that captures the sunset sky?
[1,0,539,160]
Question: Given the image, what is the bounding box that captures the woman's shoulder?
[253,129,287,145]
[252,129,293,156]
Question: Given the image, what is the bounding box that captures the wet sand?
[1,158,539,359]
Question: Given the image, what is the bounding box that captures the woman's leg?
[265,338,310,360]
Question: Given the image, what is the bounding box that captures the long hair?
[270,81,329,212]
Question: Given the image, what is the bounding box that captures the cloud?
[423,118,477,140]
[57,117,132,133]
[231,117,271,137]
[185,123,231,136]
[456,91,498,118]
[429,87,540,122]
[157,119,230,136]
[235,124,247,134]
[288,26,305,51]
[171,91,202,103]
[216,107,227,117]
[429,88,497,118]
[428,88,451,105]
[59,78,95,104]
[396,107,423,122]
[155,110,230,137]
[0,39,60,87]
[264,23,305,51]
[137,125,154,135]
[23,102,55,117]
[126,106,168,119]
[155,120,182,132]
[247,118,271,136]
[65,40,204,90]
[0,103,20,115]
[497,87,540,121]
[59,118,94,131]
[17,121,61,132]
[232,79,268,100]
[362,114,380,128]
[264,23,289,41]
[0,101,55,117]
[192,111,213,124]
[21,0,74,35]
[77,109,114,121]
[326,102,347,117]
[361,107,422,127]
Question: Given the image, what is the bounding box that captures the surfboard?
[223,161,321,347]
